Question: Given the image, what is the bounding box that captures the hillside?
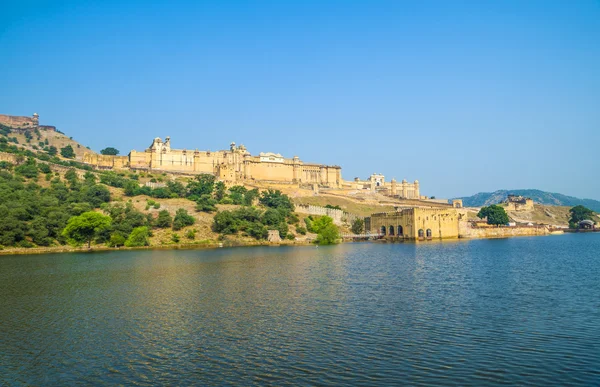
[458,189,600,212]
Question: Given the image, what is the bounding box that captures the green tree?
[108,232,126,247]
[186,174,215,198]
[155,210,173,228]
[60,145,75,159]
[173,209,195,230]
[477,204,510,226]
[47,145,58,156]
[243,188,259,206]
[214,181,226,201]
[195,194,217,213]
[100,147,120,155]
[125,226,150,247]
[312,216,340,245]
[351,218,364,234]
[569,205,594,229]
[62,211,112,248]
[259,189,295,214]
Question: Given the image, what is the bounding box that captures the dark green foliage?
[295,226,307,235]
[14,158,39,179]
[171,233,180,243]
[38,163,51,174]
[82,184,111,208]
[214,181,226,201]
[125,226,150,247]
[186,174,215,198]
[47,146,58,156]
[212,204,293,240]
[100,147,120,155]
[324,204,342,210]
[259,189,295,215]
[60,145,75,159]
[304,217,315,233]
[351,218,365,234]
[173,209,195,230]
[195,194,217,213]
[166,180,186,197]
[185,229,196,239]
[477,205,510,226]
[569,205,594,229]
[99,202,149,240]
[155,210,173,228]
[244,188,259,206]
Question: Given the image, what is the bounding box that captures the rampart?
[461,223,549,238]
[295,204,362,226]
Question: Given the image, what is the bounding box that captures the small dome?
[33,113,39,117]
[414,180,419,184]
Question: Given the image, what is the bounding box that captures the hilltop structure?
[505,195,534,211]
[347,173,421,199]
[84,136,342,187]
[0,113,56,132]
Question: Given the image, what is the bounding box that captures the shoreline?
[2,230,594,257]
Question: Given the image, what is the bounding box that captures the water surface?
[1,234,599,386]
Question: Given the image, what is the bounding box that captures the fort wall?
[295,204,362,226]
[462,223,549,238]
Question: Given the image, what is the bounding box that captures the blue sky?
[1,0,599,199]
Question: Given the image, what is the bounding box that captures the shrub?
[125,226,150,247]
[185,229,196,240]
[108,232,126,247]
[295,226,307,235]
[173,209,195,230]
[154,210,172,228]
[171,233,180,243]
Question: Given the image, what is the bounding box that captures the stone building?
[85,137,342,187]
[367,207,466,240]
[0,113,56,132]
[505,195,534,212]
[348,173,421,199]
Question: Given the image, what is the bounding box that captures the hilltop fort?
[83,135,423,198]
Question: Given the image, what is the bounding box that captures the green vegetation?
[477,205,510,226]
[155,210,173,228]
[212,190,297,241]
[569,205,595,229]
[324,204,342,210]
[100,147,120,155]
[173,209,195,230]
[62,211,112,248]
[125,226,150,247]
[311,216,340,245]
[60,145,75,159]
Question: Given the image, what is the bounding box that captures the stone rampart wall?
[295,204,362,226]
[461,224,549,238]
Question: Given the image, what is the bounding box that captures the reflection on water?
[1,235,600,386]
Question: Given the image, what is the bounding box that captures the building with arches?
[367,207,466,240]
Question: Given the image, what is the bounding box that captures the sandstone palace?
[84,137,343,188]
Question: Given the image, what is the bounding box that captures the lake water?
[1,234,599,386]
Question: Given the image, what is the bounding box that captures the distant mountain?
[457,189,600,212]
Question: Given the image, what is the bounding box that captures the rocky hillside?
[457,189,600,212]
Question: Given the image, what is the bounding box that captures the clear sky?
[1,0,599,199]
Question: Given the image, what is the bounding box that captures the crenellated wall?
[295,204,362,226]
